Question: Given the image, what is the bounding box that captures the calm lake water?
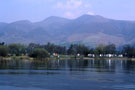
[0,59,135,90]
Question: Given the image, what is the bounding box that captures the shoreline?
[0,56,135,61]
[83,57,135,60]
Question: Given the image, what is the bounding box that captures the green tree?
[29,48,49,58]
[8,44,26,56]
[67,44,76,55]
[123,44,134,58]
[95,44,105,55]
[105,44,116,54]
[0,45,9,57]
[0,42,5,46]
[67,44,90,56]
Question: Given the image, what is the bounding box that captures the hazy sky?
[0,0,134,22]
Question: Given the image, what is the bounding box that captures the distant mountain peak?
[75,14,109,22]
[38,16,71,26]
[43,16,70,22]
[78,14,104,18]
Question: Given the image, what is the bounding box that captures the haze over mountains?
[0,14,135,47]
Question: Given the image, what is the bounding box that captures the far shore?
[0,55,135,61]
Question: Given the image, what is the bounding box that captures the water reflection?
[0,59,134,73]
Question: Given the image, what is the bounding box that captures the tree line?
[0,42,135,58]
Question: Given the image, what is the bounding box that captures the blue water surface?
[0,59,135,90]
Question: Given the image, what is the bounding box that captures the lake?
[0,59,135,90]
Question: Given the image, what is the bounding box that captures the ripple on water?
[0,86,50,90]
[113,85,135,89]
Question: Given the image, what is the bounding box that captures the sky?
[0,0,134,22]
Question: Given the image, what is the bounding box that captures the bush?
[29,48,49,58]
[0,46,9,57]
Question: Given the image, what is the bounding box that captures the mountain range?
[0,14,135,47]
